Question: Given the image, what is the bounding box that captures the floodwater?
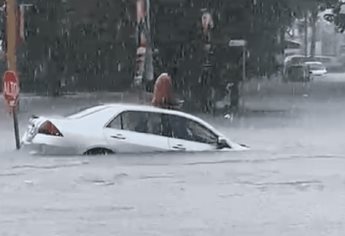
[1,74,345,235]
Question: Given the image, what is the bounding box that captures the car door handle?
[172,144,186,151]
[111,134,126,140]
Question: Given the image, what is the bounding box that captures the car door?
[163,114,219,152]
[103,111,170,153]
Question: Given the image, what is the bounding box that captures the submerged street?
[1,74,345,235]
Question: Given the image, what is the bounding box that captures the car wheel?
[84,148,114,156]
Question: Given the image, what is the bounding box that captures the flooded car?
[21,104,248,155]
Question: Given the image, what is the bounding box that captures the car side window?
[166,115,218,144]
[164,115,192,140]
[146,112,164,136]
[107,114,122,130]
[108,111,164,136]
[122,111,147,132]
[187,120,218,144]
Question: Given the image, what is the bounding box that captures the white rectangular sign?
[229,39,247,47]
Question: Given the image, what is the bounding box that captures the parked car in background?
[283,64,311,82]
[283,54,306,75]
[284,55,344,74]
[313,56,343,72]
[304,61,327,77]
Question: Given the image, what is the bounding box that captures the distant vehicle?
[283,54,307,76]
[312,56,343,72]
[21,104,248,156]
[284,55,343,73]
[284,54,306,65]
[283,64,311,82]
[304,61,327,77]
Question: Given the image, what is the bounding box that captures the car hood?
[228,140,250,151]
[310,69,326,73]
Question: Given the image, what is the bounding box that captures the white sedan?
[21,104,248,155]
[305,61,327,77]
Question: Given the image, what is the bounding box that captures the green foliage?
[152,0,296,92]
[21,0,135,94]
[18,0,340,98]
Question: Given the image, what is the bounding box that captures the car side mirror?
[217,137,229,149]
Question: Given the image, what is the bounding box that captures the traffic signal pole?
[6,0,20,150]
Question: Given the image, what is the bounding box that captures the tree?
[285,0,338,57]
[19,0,341,102]
[22,0,67,95]
[152,0,300,110]
[22,0,136,94]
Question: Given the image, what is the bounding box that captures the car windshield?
[308,63,324,70]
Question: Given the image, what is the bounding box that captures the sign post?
[229,39,247,109]
[4,0,20,150]
[3,71,20,150]
[229,39,247,82]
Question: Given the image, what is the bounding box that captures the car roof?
[304,61,323,65]
[112,103,223,134]
[68,103,216,131]
[79,103,178,114]
[102,103,201,121]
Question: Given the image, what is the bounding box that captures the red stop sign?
[2,71,19,107]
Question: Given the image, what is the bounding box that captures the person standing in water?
[151,72,180,109]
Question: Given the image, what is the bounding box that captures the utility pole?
[304,11,309,57]
[134,0,152,103]
[242,45,246,82]
[6,0,17,72]
[310,9,318,58]
[144,0,153,87]
[201,9,214,113]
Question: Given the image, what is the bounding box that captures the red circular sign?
[2,71,19,107]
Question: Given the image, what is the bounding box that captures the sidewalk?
[0,91,153,114]
[0,84,297,123]
[6,91,153,102]
[0,76,329,119]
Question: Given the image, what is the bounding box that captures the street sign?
[3,70,19,107]
[229,39,247,47]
